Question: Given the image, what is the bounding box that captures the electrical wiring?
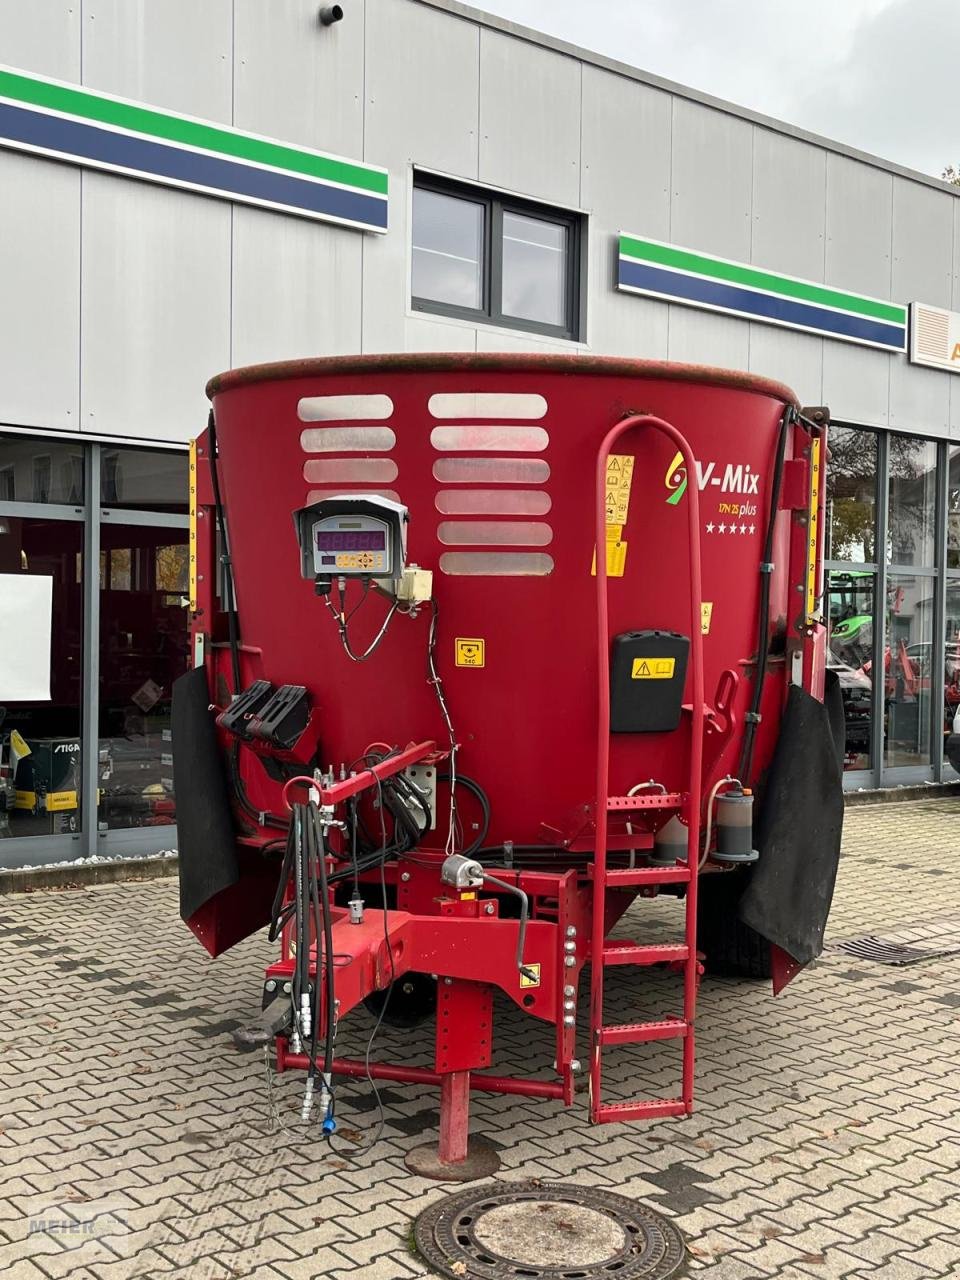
[427,599,459,856]
[324,579,400,663]
[327,768,393,1155]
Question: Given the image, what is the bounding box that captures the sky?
[475,0,958,180]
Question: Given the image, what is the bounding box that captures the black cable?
[327,770,392,1154]
[312,807,337,1092]
[737,406,792,784]
[206,409,242,697]
[229,741,289,831]
[437,772,489,856]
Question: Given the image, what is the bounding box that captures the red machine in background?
[175,354,843,1171]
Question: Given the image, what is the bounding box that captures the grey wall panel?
[81,176,231,442]
[580,66,671,242]
[404,315,477,353]
[889,358,950,436]
[580,66,671,360]
[748,325,822,407]
[670,100,752,262]
[232,208,362,368]
[0,153,80,431]
[361,173,411,353]
[478,29,581,209]
[666,308,749,371]
[234,0,363,156]
[825,155,892,300]
[365,0,479,179]
[0,0,79,79]
[953,201,960,313]
[475,328,574,355]
[951,381,960,438]
[891,179,954,311]
[751,130,826,282]
[83,0,232,122]
[822,343,890,429]
[589,288,668,360]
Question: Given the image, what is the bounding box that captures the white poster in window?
[0,574,53,700]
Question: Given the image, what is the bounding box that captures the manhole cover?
[413,1181,686,1280]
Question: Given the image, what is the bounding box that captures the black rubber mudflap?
[738,684,844,966]
[172,665,239,922]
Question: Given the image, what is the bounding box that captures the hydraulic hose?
[206,410,242,698]
[737,406,792,784]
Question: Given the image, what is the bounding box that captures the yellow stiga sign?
[631,657,675,680]
[455,637,485,667]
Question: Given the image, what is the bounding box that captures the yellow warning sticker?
[701,602,714,635]
[591,538,628,578]
[455,637,485,668]
[631,657,676,680]
[519,963,541,989]
[604,454,635,526]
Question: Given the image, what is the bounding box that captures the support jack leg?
[404,1070,501,1181]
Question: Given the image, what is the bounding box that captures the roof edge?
[206,352,799,408]
[414,0,960,199]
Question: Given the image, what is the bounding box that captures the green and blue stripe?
[0,65,388,232]
[618,234,907,352]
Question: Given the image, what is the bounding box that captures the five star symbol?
[704,522,757,535]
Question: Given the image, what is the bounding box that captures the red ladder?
[589,415,704,1125]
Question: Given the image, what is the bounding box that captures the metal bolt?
[564,940,576,953]
[282,982,292,995]
[563,1015,575,1027]
[265,980,276,993]
[564,955,576,968]
[796,583,804,592]
[400,871,411,882]
[564,1000,575,1012]
[484,902,495,915]
[563,984,575,997]
[570,1059,582,1072]
[565,925,577,938]
[443,977,453,985]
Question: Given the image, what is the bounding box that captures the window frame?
[411,173,584,342]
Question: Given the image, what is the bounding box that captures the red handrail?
[591,415,705,1115]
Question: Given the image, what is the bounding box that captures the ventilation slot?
[431,425,548,453]
[303,458,398,484]
[438,521,552,546]
[436,490,551,515]
[298,394,393,421]
[300,427,396,453]
[433,457,550,485]
[429,392,546,419]
[307,489,401,505]
[439,552,554,576]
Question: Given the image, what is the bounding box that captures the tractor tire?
[696,869,772,980]
[362,971,437,1028]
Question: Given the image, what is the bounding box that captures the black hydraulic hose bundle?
[206,410,242,699]
[737,405,793,784]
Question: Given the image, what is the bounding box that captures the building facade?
[1,0,959,866]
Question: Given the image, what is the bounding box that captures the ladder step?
[607,793,683,812]
[595,1098,687,1123]
[600,1018,688,1045]
[602,866,691,887]
[603,942,689,967]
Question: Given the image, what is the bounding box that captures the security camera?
[318,5,343,24]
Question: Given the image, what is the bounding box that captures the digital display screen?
[316,529,386,552]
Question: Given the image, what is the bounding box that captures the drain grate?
[413,1181,686,1280]
[832,917,960,966]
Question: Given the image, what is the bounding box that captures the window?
[412,176,583,340]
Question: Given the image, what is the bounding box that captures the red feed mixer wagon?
[174,353,844,1171]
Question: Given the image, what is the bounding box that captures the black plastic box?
[610,630,690,733]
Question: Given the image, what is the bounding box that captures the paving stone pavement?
[1,798,959,1279]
